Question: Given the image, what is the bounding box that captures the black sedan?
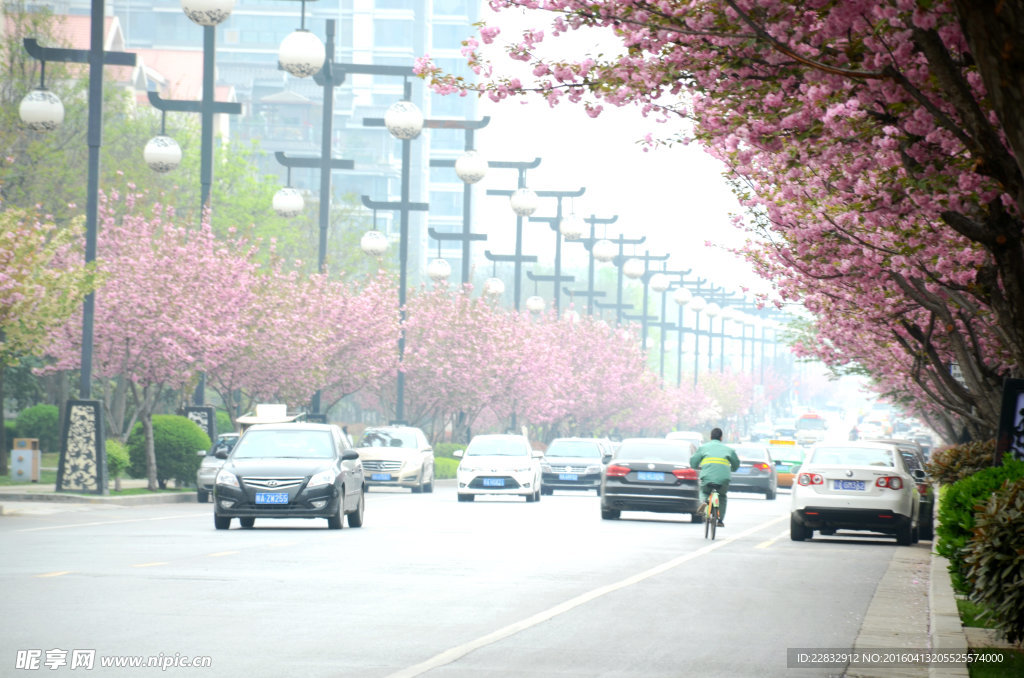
[599,438,701,521]
[541,437,610,495]
[213,422,365,530]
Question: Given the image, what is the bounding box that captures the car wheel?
[457,493,474,502]
[525,491,536,503]
[347,488,365,528]
[601,507,620,520]
[766,485,777,500]
[790,515,809,541]
[197,489,209,503]
[595,487,602,497]
[424,472,434,494]
[214,515,231,530]
[327,494,345,529]
[239,517,255,529]
[541,487,553,496]
[535,488,542,502]
[919,511,934,541]
[896,523,913,546]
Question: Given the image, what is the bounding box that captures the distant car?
[769,440,804,488]
[455,434,543,502]
[774,418,797,439]
[541,438,610,495]
[196,432,239,503]
[749,422,775,442]
[790,442,922,545]
[730,443,778,499]
[213,423,365,530]
[600,438,701,521]
[666,430,704,453]
[794,413,828,446]
[356,425,435,493]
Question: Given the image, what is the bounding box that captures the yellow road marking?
[35,571,72,578]
[755,529,790,549]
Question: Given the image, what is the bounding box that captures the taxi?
[769,439,804,488]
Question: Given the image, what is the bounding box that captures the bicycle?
[703,483,722,540]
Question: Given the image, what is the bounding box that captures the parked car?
[213,422,365,530]
[730,443,778,499]
[455,434,543,502]
[665,430,704,453]
[769,440,804,488]
[541,437,610,495]
[794,412,829,446]
[356,425,435,493]
[790,442,922,545]
[774,418,797,439]
[600,438,701,521]
[196,432,239,503]
[866,439,935,541]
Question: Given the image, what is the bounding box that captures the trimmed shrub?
[434,443,466,459]
[127,415,211,488]
[434,457,459,479]
[105,439,130,490]
[963,478,1024,645]
[927,439,997,486]
[936,454,1024,594]
[216,410,233,438]
[14,404,60,453]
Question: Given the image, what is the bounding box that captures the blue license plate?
[371,473,392,481]
[736,467,751,474]
[558,473,579,481]
[833,480,865,491]
[637,471,665,482]
[482,478,505,487]
[255,492,289,504]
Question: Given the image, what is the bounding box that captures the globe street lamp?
[483,158,543,311]
[688,294,707,387]
[526,188,585,313]
[277,0,325,78]
[563,213,617,316]
[704,302,721,371]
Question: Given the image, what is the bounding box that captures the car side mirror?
[215,449,229,460]
[453,449,464,458]
[912,469,926,481]
[342,451,360,461]
[602,454,612,464]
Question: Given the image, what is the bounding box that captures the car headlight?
[215,469,239,488]
[586,464,602,473]
[307,469,337,488]
[459,465,476,473]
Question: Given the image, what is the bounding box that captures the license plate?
[255,492,289,504]
[558,473,579,481]
[736,467,751,474]
[833,480,865,491]
[371,473,392,481]
[482,478,505,487]
[637,471,665,482]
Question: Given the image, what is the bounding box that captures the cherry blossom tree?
[416,0,1024,438]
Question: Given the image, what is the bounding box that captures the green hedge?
[127,415,210,488]
[935,454,1024,594]
[434,443,466,459]
[434,457,459,479]
[14,404,60,453]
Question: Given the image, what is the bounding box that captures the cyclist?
[690,427,740,527]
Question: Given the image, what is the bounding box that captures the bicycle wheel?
[704,503,711,539]
[709,504,718,540]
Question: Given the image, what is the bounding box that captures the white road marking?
[385,515,787,678]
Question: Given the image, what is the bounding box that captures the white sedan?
[790,442,922,545]
[455,434,543,502]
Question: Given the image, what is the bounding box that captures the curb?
[929,553,970,678]
[0,490,197,506]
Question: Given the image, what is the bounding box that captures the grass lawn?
[968,648,1024,678]
[0,470,57,486]
[958,598,997,628]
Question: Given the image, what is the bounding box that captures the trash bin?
[11,438,40,482]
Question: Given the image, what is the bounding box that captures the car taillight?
[672,468,697,480]
[876,476,904,490]
[751,462,770,472]
[797,472,823,486]
[916,483,929,495]
[605,464,631,478]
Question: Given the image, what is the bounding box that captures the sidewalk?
[0,476,196,512]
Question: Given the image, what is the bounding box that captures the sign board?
[995,378,1024,462]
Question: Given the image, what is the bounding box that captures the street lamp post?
[427,120,492,284]
[602,234,647,325]
[524,188,585,312]
[621,250,670,350]
[482,159,543,310]
[19,1,136,493]
[563,214,618,316]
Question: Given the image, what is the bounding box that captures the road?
[1,483,910,677]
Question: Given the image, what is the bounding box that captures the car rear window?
[796,416,827,430]
[233,430,335,459]
[546,441,602,458]
[809,446,894,467]
[736,446,769,461]
[362,429,418,448]
[616,441,690,462]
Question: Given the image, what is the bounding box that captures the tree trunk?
[144,410,158,492]
[0,363,7,476]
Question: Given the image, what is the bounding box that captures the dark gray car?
[541,438,610,495]
[730,443,779,500]
[599,438,701,521]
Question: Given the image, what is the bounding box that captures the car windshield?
[465,437,528,456]
[616,440,690,462]
[545,441,602,458]
[809,446,894,467]
[796,417,827,430]
[361,428,418,448]
[233,429,334,459]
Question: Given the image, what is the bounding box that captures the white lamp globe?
[562,309,581,323]
[689,295,707,313]
[272,187,304,217]
[143,135,182,173]
[672,287,693,306]
[427,258,451,283]
[509,188,538,216]
[525,295,545,314]
[592,239,616,262]
[705,302,721,318]
[622,258,645,279]
[360,230,389,257]
[181,0,235,26]
[384,100,424,140]
[559,214,586,241]
[483,277,505,296]
[454,150,488,184]
[19,88,64,131]
[649,272,671,292]
[278,29,325,78]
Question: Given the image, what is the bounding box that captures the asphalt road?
[0,483,909,677]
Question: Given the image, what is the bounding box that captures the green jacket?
[690,440,740,485]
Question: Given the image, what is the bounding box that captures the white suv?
[790,442,922,545]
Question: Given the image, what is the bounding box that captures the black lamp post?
[650,267,691,380]
[620,250,670,350]
[482,159,543,310]
[19,1,136,493]
[524,188,585,312]
[563,214,618,316]
[605,234,648,325]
